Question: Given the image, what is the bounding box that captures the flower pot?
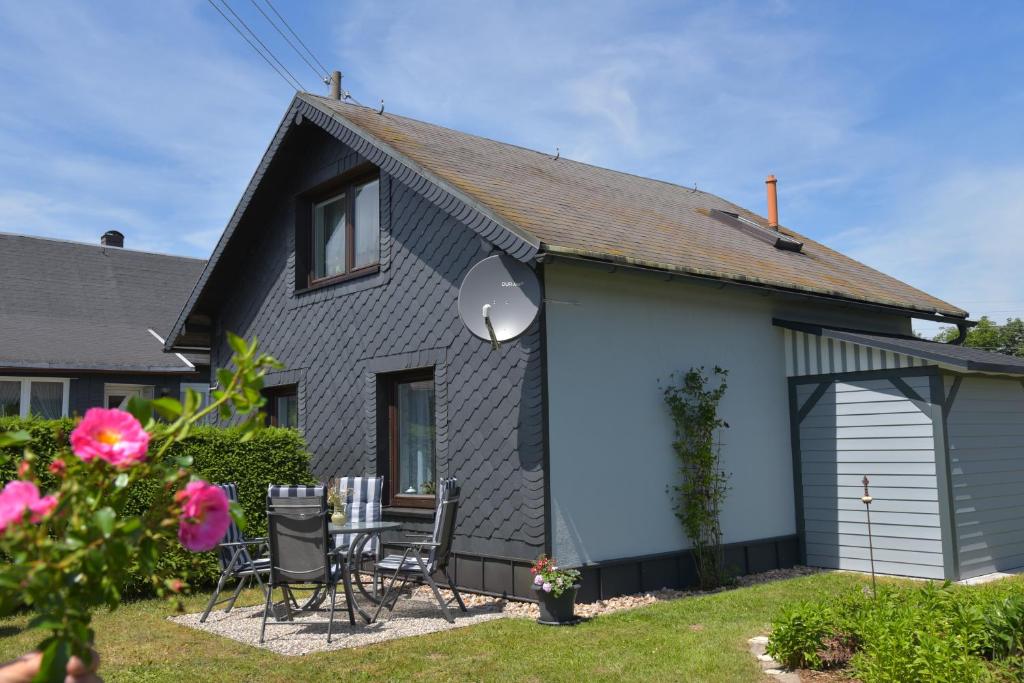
[534,584,581,625]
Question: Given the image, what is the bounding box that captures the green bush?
[767,580,1024,682]
[0,416,315,596]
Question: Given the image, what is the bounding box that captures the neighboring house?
[0,231,208,418]
[166,92,1024,599]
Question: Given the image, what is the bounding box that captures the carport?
[779,320,1024,581]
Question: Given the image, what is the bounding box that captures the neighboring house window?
[264,385,299,428]
[309,174,380,285]
[384,370,437,508]
[179,383,211,410]
[104,384,155,410]
[0,378,70,418]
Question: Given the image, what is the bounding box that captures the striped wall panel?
[784,329,935,377]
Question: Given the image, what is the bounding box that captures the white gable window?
[0,377,70,418]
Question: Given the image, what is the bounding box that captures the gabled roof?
[776,319,1024,377]
[302,94,966,320]
[168,94,968,349]
[0,233,205,373]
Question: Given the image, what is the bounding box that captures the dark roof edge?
[165,95,539,352]
[773,319,1024,377]
[539,248,971,324]
[0,362,199,374]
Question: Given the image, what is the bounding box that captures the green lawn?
[0,572,873,682]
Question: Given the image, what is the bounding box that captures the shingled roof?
[299,94,966,319]
[0,233,205,372]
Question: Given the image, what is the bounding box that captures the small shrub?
[767,580,1024,682]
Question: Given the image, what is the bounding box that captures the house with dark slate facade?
[0,231,208,419]
[166,91,1024,600]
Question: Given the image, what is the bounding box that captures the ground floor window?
[103,384,155,410]
[0,377,70,418]
[263,385,299,428]
[384,370,437,508]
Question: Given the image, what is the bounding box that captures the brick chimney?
[101,230,124,248]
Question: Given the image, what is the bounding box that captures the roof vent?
[709,209,803,253]
[101,230,124,248]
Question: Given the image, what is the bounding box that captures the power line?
[262,0,331,77]
[206,0,305,92]
[249,0,328,84]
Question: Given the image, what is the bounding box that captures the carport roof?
[775,320,1024,377]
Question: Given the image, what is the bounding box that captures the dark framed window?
[264,385,299,428]
[308,173,380,287]
[384,370,437,508]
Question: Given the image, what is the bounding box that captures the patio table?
[329,520,402,622]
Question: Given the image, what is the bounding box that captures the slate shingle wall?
[211,125,545,560]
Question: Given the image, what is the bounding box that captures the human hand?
[0,649,101,683]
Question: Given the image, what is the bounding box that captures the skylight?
[710,209,804,253]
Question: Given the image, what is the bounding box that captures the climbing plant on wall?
[662,366,731,590]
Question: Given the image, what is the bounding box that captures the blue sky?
[1,1,1022,336]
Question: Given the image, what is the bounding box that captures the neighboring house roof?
[775,319,1024,377]
[168,94,969,349]
[0,233,206,373]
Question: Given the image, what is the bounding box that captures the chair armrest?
[387,540,440,550]
[218,539,267,548]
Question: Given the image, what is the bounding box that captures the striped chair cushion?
[333,476,383,556]
[216,483,253,571]
[267,485,326,499]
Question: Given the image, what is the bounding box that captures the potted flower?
[531,555,582,625]
[327,480,350,526]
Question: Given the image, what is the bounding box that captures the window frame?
[0,377,70,418]
[384,369,437,509]
[103,383,155,410]
[306,170,381,289]
[263,384,299,429]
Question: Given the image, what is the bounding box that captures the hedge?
[0,417,316,596]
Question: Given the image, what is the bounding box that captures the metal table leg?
[344,531,373,623]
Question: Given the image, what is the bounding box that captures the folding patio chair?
[373,478,468,623]
[200,483,269,623]
[260,485,351,644]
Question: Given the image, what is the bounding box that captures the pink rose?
[70,408,150,468]
[48,459,67,477]
[176,481,230,552]
[0,481,58,532]
[542,582,552,592]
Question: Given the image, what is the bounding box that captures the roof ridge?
[0,231,207,262]
[302,94,737,206]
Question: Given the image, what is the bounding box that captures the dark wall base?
[572,535,799,603]
[379,534,799,602]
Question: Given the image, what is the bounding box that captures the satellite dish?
[458,254,541,349]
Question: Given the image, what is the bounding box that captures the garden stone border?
[748,635,801,683]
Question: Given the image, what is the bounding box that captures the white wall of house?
[543,259,914,566]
